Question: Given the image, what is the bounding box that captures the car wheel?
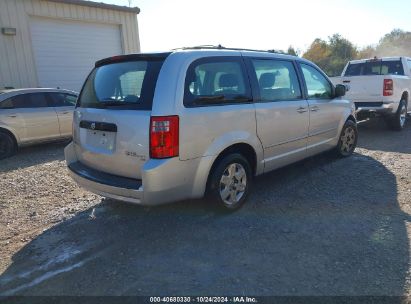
[335,120,358,157]
[207,153,252,211]
[387,100,407,131]
[0,131,16,160]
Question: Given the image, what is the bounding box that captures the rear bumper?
[65,142,207,206]
[355,101,398,115]
[67,161,144,204]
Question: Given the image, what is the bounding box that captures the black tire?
[206,153,252,211]
[385,100,407,131]
[0,131,16,160]
[335,120,358,157]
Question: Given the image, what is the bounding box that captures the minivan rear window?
[78,59,165,110]
[344,60,404,76]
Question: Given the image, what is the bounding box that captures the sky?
[92,0,411,54]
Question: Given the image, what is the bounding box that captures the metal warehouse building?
[0,0,141,91]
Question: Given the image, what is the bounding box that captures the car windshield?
[345,60,404,76]
[78,59,165,110]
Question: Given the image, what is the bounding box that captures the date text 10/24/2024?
[149,297,258,303]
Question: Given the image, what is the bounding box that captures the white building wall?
[0,0,141,89]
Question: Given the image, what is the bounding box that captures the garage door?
[30,17,123,92]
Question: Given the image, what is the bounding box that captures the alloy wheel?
[219,163,247,205]
[340,126,356,155]
[400,105,407,128]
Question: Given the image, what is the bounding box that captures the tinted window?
[345,60,404,76]
[251,59,301,101]
[30,93,49,107]
[79,59,165,110]
[3,93,49,109]
[0,98,13,109]
[301,64,333,99]
[184,57,251,107]
[407,60,411,72]
[344,63,362,76]
[50,93,77,107]
[65,94,77,106]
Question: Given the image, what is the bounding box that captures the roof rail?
[173,45,288,55]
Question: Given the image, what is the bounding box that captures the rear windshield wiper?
[232,95,251,102]
[96,98,132,107]
[100,101,130,106]
[193,95,225,103]
[193,94,251,105]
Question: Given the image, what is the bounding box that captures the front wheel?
[207,153,252,211]
[335,120,358,157]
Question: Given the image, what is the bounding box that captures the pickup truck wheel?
[335,120,357,157]
[0,132,16,160]
[207,153,252,211]
[387,100,407,131]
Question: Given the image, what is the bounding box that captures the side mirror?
[335,84,346,97]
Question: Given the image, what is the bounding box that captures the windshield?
[345,60,404,76]
[78,59,165,110]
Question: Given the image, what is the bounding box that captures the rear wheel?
[0,131,16,160]
[386,100,407,131]
[335,120,357,157]
[207,153,252,211]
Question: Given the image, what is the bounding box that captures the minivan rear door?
[73,55,167,180]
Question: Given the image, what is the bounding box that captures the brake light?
[150,116,179,159]
[383,79,393,96]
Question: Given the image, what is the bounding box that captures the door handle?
[297,107,308,113]
[310,106,320,112]
[59,111,70,114]
[7,114,17,118]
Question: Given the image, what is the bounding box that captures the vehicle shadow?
[357,118,411,154]
[0,153,408,297]
[0,141,67,173]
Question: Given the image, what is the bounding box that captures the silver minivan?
[65,47,357,210]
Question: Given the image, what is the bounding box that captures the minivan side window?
[184,57,251,107]
[300,64,333,99]
[251,59,302,101]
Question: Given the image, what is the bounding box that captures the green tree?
[303,38,331,74]
[328,34,357,76]
[303,35,357,76]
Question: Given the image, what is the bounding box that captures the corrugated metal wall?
[0,0,140,89]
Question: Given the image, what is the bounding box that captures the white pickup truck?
[332,57,410,130]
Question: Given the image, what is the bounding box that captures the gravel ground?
[0,119,410,296]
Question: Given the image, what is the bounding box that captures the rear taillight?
[150,116,179,159]
[383,79,393,96]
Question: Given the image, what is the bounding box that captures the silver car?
[0,88,77,159]
[65,47,357,210]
